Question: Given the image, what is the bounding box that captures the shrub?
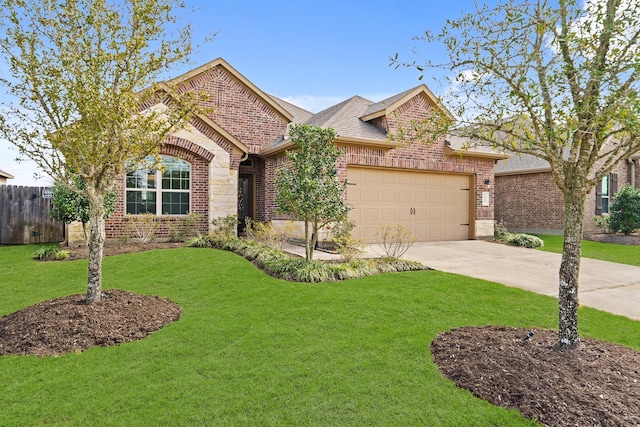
[169,212,203,242]
[507,233,544,249]
[374,224,416,259]
[331,217,364,262]
[494,220,510,240]
[594,215,612,234]
[244,217,291,251]
[125,213,158,243]
[186,233,213,248]
[54,250,70,260]
[608,184,640,235]
[211,215,238,240]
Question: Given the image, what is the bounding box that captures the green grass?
[1,245,639,426]
[535,234,640,266]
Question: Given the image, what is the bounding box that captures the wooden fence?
[0,185,64,245]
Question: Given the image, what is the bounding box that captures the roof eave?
[444,145,510,160]
[494,167,552,176]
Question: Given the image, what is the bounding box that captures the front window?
[126,155,190,215]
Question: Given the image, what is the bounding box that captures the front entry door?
[238,173,254,232]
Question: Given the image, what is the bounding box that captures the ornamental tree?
[395,0,640,347]
[0,0,203,303]
[275,124,350,261]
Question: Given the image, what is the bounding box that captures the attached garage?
[347,167,473,242]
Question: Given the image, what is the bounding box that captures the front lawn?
[1,244,638,426]
[535,234,640,267]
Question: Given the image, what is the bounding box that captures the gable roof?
[0,168,14,179]
[359,84,454,122]
[167,57,294,123]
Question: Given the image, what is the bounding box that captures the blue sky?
[1,0,485,185]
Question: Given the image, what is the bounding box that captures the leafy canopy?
[275,124,350,260]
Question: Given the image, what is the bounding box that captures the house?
[85,58,508,245]
[494,152,640,234]
[0,169,14,185]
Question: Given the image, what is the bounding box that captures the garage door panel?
[364,189,379,203]
[347,167,470,242]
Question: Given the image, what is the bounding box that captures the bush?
[608,184,640,235]
[125,213,158,243]
[494,221,544,248]
[374,224,416,259]
[594,215,612,234]
[330,217,364,262]
[169,212,203,242]
[244,217,292,251]
[211,215,238,240]
[506,233,544,249]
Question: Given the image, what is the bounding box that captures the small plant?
[494,220,510,240]
[32,244,61,260]
[186,233,213,248]
[125,213,158,243]
[331,217,364,262]
[506,233,544,249]
[244,217,291,250]
[374,224,416,259]
[169,212,203,242]
[211,215,238,240]
[608,184,640,235]
[54,250,70,260]
[593,215,612,234]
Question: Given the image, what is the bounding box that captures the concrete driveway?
[371,240,640,321]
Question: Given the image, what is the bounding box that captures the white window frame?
[125,155,191,216]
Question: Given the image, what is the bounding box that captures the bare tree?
[394,0,640,347]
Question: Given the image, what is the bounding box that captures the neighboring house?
[0,169,14,185]
[89,58,507,244]
[495,152,640,234]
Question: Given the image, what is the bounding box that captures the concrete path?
[386,240,640,321]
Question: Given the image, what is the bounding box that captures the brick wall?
[178,65,288,154]
[495,158,634,234]
[495,172,565,233]
[104,138,210,241]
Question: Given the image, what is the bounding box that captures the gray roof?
[360,86,419,118]
[494,152,551,174]
[268,95,313,125]
[304,96,387,141]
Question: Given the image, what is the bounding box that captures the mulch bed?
[584,233,640,245]
[431,326,640,427]
[0,289,181,357]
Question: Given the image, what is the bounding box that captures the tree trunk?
[85,192,106,304]
[558,190,586,348]
[304,218,311,261]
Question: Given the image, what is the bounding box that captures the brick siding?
[104,137,210,241]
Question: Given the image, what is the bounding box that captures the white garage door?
[347,167,472,242]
